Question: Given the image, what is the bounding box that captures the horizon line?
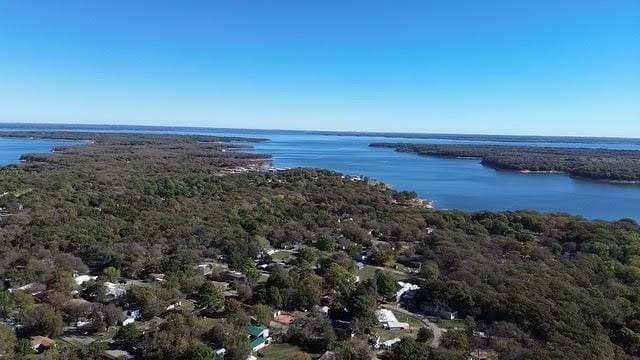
[0,121,639,141]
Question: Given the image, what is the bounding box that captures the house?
[166,300,182,311]
[103,349,135,359]
[210,281,239,298]
[385,321,410,331]
[213,348,226,358]
[246,324,270,352]
[380,338,401,350]
[273,311,295,326]
[31,336,56,352]
[223,270,245,282]
[104,282,126,298]
[375,309,397,324]
[318,351,337,360]
[148,273,166,282]
[396,282,420,302]
[9,282,45,296]
[375,309,410,331]
[196,262,214,276]
[73,274,97,286]
[120,309,140,326]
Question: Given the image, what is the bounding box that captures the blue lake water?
[1,125,639,221]
[0,137,81,165]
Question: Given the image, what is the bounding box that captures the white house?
[375,309,409,331]
[104,282,126,298]
[385,321,410,331]
[375,309,397,324]
[381,338,401,349]
[73,274,97,286]
[120,309,140,326]
[396,281,420,302]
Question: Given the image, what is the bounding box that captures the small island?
[370,143,640,183]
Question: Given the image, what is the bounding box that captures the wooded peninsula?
[1,133,640,360]
[370,143,640,183]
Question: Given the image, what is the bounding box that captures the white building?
[396,281,420,302]
[104,282,126,298]
[73,274,97,286]
[375,309,409,331]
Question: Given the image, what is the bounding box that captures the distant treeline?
[370,143,640,182]
[0,131,268,144]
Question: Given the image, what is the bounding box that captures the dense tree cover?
[0,323,17,357]
[0,133,639,359]
[370,143,640,182]
[381,338,430,360]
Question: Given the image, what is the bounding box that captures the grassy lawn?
[437,319,467,330]
[180,299,195,312]
[270,251,296,261]
[356,265,408,282]
[356,265,378,280]
[94,326,118,341]
[389,262,414,274]
[259,343,308,360]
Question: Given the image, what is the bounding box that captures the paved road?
[380,303,442,347]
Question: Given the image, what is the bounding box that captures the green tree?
[419,263,439,283]
[181,341,216,360]
[296,247,318,266]
[416,327,434,343]
[375,270,397,299]
[19,304,64,338]
[347,280,378,325]
[382,337,429,360]
[316,235,337,252]
[442,329,469,352]
[225,298,242,314]
[125,285,163,318]
[325,263,357,297]
[102,266,121,281]
[116,323,143,348]
[50,271,75,295]
[295,269,322,310]
[252,304,273,327]
[336,338,371,360]
[0,324,16,358]
[241,260,261,282]
[15,338,34,356]
[224,326,251,360]
[0,290,33,317]
[199,282,224,311]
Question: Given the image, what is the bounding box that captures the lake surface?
[1,125,639,221]
[0,137,81,165]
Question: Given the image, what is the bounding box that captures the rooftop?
[375,309,398,323]
[247,324,266,338]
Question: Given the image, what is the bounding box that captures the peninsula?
[370,143,640,183]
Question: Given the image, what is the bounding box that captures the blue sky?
[0,1,638,136]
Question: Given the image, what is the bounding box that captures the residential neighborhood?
[0,229,487,360]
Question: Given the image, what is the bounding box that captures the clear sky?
[0,1,638,136]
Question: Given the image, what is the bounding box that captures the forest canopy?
[370,143,640,182]
[0,133,639,359]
